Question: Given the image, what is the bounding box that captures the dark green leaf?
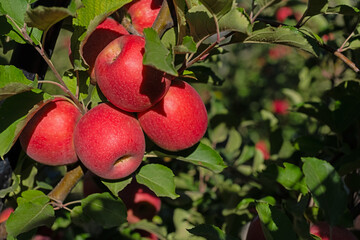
[174,36,197,53]
[305,0,328,16]
[254,0,281,8]
[0,90,53,158]
[302,157,347,225]
[326,5,360,15]
[256,202,297,240]
[81,192,127,228]
[244,26,320,57]
[151,142,226,173]
[188,224,238,240]
[199,0,234,18]
[143,28,178,76]
[136,164,179,199]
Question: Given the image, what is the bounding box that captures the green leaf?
[302,157,347,225]
[151,142,226,173]
[256,202,298,240]
[244,26,320,57]
[326,5,360,15]
[254,0,281,8]
[136,164,179,199]
[80,192,127,228]
[199,0,234,18]
[174,36,197,54]
[6,190,54,237]
[188,224,238,240]
[274,163,307,194]
[143,28,178,76]
[305,0,328,16]
[0,90,53,158]
[101,177,132,196]
[0,0,42,44]
[62,70,90,102]
[0,65,34,100]
[25,5,76,32]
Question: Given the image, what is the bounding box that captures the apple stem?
[48,165,85,204]
[5,14,86,114]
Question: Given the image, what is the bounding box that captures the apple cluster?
[19,0,208,181]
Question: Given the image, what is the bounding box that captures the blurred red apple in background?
[246,216,266,240]
[255,140,270,160]
[272,99,289,115]
[118,180,161,223]
[20,98,82,166]
[0,207,14,223]
[74,103,145,180]
[310,222,357,240]
[276,6,293,22]
[138,80,208,152]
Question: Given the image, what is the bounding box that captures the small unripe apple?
[0,207,14,223]
[276,6,293,22]
[74,103,145,179]
[20,98,82,166]
[94,35,171,112]
[118,180,161,223]
[138,80,208,151]
[125,0,163,34]
[82,17,128,81]
[310,222,357,240]
[246,216,266,240]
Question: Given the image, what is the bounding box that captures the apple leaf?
[77,192,127,228]
[0,0,42,45]
[188,224,238,240]
[172,0,188,44]
[305,0,328,17]
[199,0,234,18]
[243,26,320,57]
[326,5,360,16]
[174,36,197,54]
[0,65,35,100]
[256,202,298,240]
[302,157,348,226]
[254,0,281,8]
[136,164,179,199]
[101,177,132,196]
[6,190,55,238]
[151,142,226,173]
[143,28,178,76]
[128,220,168,240]
[25,2,77,32]
[62,70,90,102]
[0,90,53,158]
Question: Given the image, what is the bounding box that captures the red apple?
[310,222,357,240]
[118,180,161,223]
[276,6,293,22]
[138,80,208,152]
[268,46,292,61]
[135,229,158,240]
[0,207,14,223]
[20,98,82,166]
[125,0,163,34]
[94,35,171,112]
[272,99,289,115]
[246,216,266,240]
[82,172,104,197]
[82,17,128,81]
[74,103,145,179]
[255,140,270,160]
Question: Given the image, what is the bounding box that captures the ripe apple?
[135,229,158,240]
[0,207,14,223]
[246,216,266,240]
[94,35,171,112]
[271,99,289,115]
[276,6,293,22]
[268,46,292,61]
[81,17,128,82]
[125,0,163,34]
[138,80,208,152]
[74,103,145,180]
[82,172,104,197]
[310,222,357,240]
[20,98,82,166]
[118,180,161,223]
[255,140,270,160]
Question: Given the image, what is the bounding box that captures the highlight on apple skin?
[94,35,171,112]
[81,17,128,81]
[310,222,357,240]
[125,0,163,34]
[73,103,145,180]
[138,79,208,152]
[118,180,161,223]
[19,98,82,166]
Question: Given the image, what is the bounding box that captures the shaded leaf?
[101,177,132,196]
[188,224,238,240]
[174,36,197,53]
[136,164,179,199]
[151,142,226,173]
[302,157,347,226]
[326,5,360,15]
[305,0,328,16]
[199,0,234,18]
